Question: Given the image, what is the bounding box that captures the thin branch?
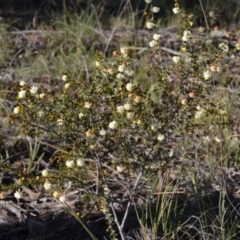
[94,151,143,239]
[94,152,125,239]
[120,171,142,229]
[199,0,209,29]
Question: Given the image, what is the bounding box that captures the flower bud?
[181,99,188,105]
[112,50,118,56]
[189,92,195,98]
[134,96,141,103]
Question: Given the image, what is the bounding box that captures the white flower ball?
[126,83,133,92]
[19,81,26,86]
[109,120,117,129]
[116,73,124,80]
[59,195,67,203]
[172,56,180,64]
[116,166,124,173]
[62,75,68,81]
[76,158,85,167]
[118,65,125,72]
[57,119,64,126]
[43,181,52,190]
[42,169,48,177]
[99,129,107,136]
[157,134,165,141]
[117,106,125,114]
[125,68,134,76]
[149,40,158,48]
[95,61,101,67]
[173,7,180,14]
[203,70,212,80]
[146,21,155,29]
[13,106,20,114]
[39,93,45,98]
[18,90,26,99]
[64,83,70,89]
[124,103,132,111]
[104,187,110,195]
[120,47,127,54]
[30,86,38,95]
[66,160,75,168]
[153,33,161,41]
[84,102,92,109]
[53,191,59,199]
[14,191,23,199]
[152,7,160,13]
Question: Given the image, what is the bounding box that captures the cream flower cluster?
[157,134,165,141]
[14,190,23,199]
[65,159,85,168]
[195,106,205,119]
[44,181,52,190]
[236,42,240,51]
[118,64,125,72]
[116,102,133,115]
[119,46,131,58]
[17,81,43,101]
[203,69,212,80]
[84,102,92,109]
[109,120,117,129]
[13,106,20,114]
[172,56,180,64]
[115,64,134,80]
[146,21,155,30]
[78,112,85,119]
[42,169,49,177]
[76,158,85,166]
[57,118,64,126]
[152,6,160,13]
[99,128,107,136]
[117,105,125,114]
[59,195,67,203]
[18,89,26,99]
[95,61,101,67]
[66,160,75,168]
[39,93,45,98]
[64,83,70,89]
[173,7,180,14]
[124,103,132,110]
[19,80,26,86]
[210,64,222,72]
[149,33,161,48]
[182,30,191,42]
[62,74,67,81]
[126,83,133,92]
[30,86,38,95]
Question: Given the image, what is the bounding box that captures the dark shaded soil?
[1,185,240,239]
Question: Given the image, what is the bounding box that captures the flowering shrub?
[8,0,240,238]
